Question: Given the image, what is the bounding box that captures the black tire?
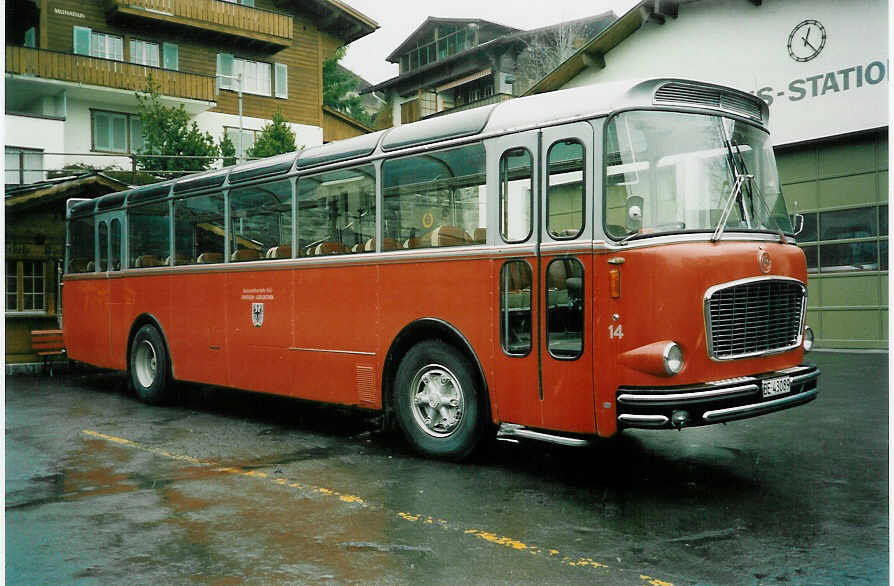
[393,340,484,460]
[129,324,170,405]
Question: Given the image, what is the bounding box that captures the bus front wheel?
[394,340,482,460]
[129,325,170,405]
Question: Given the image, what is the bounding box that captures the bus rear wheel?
[129,324,170,405]
[394,340,482,460]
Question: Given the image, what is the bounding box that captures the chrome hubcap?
[134,340,157,388]
[409,364,464,438]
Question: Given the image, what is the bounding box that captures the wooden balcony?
[106,0,293,49]
[6,46,216,103]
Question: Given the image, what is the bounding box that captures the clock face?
[787,19,826,62]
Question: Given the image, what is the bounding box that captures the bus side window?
[547,140,585,239]
[297,165,375,256]
[174,192,225,265]
[110,219,121,271]
[382,143,486,249]
[68,216,94,273]
[500,260,532,356]
[98,222,108,272]
[129,200,171,268]
[230,179,293,261]
[499,148,533,243]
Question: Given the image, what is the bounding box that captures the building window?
[224,126,259,159]
[163,43,179,71]
[92,110,142,153]
[6,260,46,313]
[5,147,45,185]
[217,54,271,96]
[274,63,288,98]
[798,204,888,273]
[74,27,124,61]
[130,39,160,67]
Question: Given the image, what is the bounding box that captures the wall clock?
[787,19,826,62]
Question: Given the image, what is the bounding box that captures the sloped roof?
[5,172,129,212]
[524,0,683,95]
[364,11,616,95]
[385,17,520,63]
[294,0,379,45]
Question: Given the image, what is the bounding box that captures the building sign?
[568,0,888,145]
[53,8,85,19]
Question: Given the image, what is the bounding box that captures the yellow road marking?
[81,429,671,583]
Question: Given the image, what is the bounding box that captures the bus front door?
[490,122,596,434]
[537,123,595,434]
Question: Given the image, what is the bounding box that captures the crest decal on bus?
[251,303,264,327]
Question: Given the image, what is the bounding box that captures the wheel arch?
[382,318,492,430]
[126,313,174,379]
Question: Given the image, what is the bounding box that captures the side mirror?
[626,195,643,232]
[791,213,804,236]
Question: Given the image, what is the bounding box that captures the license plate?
[762,376,792,398]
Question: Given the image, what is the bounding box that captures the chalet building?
[5,0,378,183]
[362,13,615,125]
[5,172,128,367]
[527,0,888,350]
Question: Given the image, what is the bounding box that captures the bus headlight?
[663,342,684,375]
[803,326,814,352]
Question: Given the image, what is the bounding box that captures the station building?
[528,0,889,350]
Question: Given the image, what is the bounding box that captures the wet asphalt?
[5,351,888,585]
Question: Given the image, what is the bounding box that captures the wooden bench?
[30,329,66,375]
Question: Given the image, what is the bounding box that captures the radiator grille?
[654,82,763,122]
[706,279,805,360]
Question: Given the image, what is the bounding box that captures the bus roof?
[70,78,767,218]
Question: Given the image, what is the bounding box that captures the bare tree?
[514,22,596,93]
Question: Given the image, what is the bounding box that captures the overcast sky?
[339,0,642,85]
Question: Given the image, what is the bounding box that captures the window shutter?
[24,27,36,48]
[163,43,179,71]
[73,26,91,56]
[275,63,288,98]
[216,53,234,92]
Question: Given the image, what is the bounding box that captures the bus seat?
[231,249,262,262]
[68,259,90,273]
[86,261,95,272]
[266,245,292,259]
[546,259,568,289]
[403,236,424,249]
[472,228,486,243]
[135,255,164,268]
[197,252,224,264]
[314,241,348,256]
[165,255,192,266]
[351,243,362,253]
[364,238,399,252]
[431,225,471,247]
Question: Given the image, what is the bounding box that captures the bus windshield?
[604,110,793,241]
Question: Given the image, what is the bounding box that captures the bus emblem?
[251,303,264,327]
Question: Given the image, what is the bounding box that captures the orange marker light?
[609,269,621,298]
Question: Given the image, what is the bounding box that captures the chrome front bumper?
[616,365,819,430]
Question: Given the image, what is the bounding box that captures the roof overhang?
[285,0,379,45]
[5,173,129,213]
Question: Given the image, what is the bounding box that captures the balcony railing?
[6,46,216,102]
[107,0,293,48]
[424,93,513,119]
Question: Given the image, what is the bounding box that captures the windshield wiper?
[712,173,751,242]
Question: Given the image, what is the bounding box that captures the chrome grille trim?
[654,81,764,122]
[704,276,806,361]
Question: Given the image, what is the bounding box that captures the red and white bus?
[63,78,819,459]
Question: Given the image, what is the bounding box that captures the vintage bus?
[63,78,819,460]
